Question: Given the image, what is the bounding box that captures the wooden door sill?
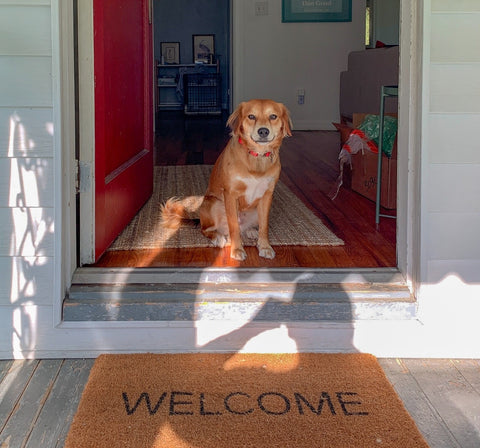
[64,267,415,322]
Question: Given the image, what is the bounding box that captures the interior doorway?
[153,0,231,164]
[153,0,231,115]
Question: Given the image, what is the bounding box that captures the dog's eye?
[248,114,256,120]
[270,114,278,120]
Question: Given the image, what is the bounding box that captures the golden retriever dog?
[162,99,292,260]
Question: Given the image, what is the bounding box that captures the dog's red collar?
[239,137,272,158]
[249,150,272,158]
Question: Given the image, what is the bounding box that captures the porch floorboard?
[1,358,479,447]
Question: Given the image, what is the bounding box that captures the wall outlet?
[297,89,305,105]
[255,1,268,16]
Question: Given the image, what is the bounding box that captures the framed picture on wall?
[193,34,215,63]
[282,0,352,22]
[161,42,180,64]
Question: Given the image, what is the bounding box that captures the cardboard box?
[350,113,397,210]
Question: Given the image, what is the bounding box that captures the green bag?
[357,114,397,158]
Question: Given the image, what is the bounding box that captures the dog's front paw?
[231,247,247,261]
[212,234,228,248]
[258,245,275,259]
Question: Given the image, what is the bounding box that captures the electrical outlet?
[297,89,305,105]
[255,1,268,16]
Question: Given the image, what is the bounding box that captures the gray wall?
[373,0,400,46]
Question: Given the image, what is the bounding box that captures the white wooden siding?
[427,165,480,213]
[431,13,480,63]
[428,114,480,164]
[0,0,54,323]
[0,257,54,306]
[0,108,53,158]
[0,0,49,4]
[0,158,54,207]
[0,5,51,55]
[430,64,480,113]
[0,57,53,107]
[427,213,480,260]
[0,207,54,256]
[431,0,480,12]
[425,3,480,284]
[427,260,480,285]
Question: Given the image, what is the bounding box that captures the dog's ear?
[226,102,244,136]
[281,104,293,137]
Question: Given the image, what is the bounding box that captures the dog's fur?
[162,99,292,260]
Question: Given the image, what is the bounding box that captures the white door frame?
[58,0,423,314]
[76,0,96,265]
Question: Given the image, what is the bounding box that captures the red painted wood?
[93,0,153,260]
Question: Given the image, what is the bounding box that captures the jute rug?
[65,353,428,448]
[108,165,343,250]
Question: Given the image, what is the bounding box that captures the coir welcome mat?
[65,353,427,448]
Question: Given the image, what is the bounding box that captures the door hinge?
[75,160,92,194]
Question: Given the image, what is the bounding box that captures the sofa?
[339,46,399,124]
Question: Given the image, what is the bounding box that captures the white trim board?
[36,0,430,362]
[2,316,480,359]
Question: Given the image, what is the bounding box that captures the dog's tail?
[161,197,200,229]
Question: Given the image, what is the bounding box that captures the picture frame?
[192,34,215,63]
[160,42,180,64]
[282,0,352,23]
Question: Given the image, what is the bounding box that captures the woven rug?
[65,353,428,448]
[108,165,343,250]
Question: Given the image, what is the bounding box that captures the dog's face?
[227,99,292,148]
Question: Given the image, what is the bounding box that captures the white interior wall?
[233,0,366,130]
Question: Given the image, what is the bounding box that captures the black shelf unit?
[183,73,222,115]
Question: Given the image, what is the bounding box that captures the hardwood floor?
[94,112,396,268]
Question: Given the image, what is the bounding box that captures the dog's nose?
[257,127,270,138]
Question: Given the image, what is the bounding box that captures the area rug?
[108,165,343,250]
[64,353,428,448]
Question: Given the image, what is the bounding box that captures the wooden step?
[64,268,416,322]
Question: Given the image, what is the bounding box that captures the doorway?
[153,0,231,165]
[79,0,399,270]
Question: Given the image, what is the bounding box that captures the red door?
[93,0,153,260]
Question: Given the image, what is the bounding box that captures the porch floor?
[1,358,479,447]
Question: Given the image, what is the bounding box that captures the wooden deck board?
[453,359,480,394]
[25,359,95,448]
[402,359,480,448]
[1,360,62,448]
[0,360,38,433]
[0,360,13,383]
[1,358,479,447]
[378,359,461,448]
